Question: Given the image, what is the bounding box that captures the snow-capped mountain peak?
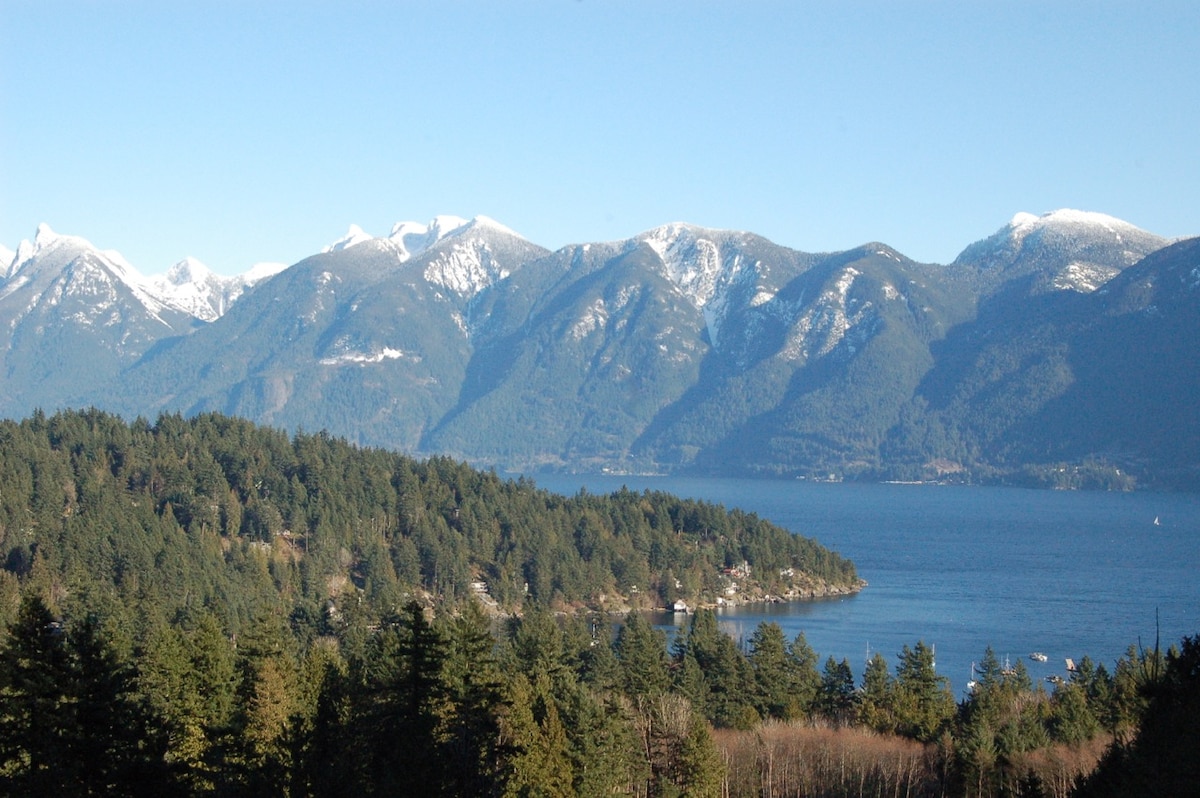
[162,256,215,285]
[631,223,771,350]
[323,224,373,253]
[638,223,732,306]
[955,209,1168,293]
[321,216,521,263]
[387,215,471,261]
[11,223,85,275]
[0,245,13,275]
[9,224,132,283]
[1007,208,1143,243]
[0,223,199,346]
[147,257,225,321]
[415,216,540,299]
[467,215,524,239]
[147,256,286,322]
[34,222,60,247]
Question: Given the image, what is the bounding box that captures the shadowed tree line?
[2,592,1193,797]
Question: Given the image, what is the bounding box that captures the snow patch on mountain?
[0,245,13,275]
[1053,261,1121,293]
[637,224,769,349]
[640,224,740,308]
[782,267,872,361]
[572,297,609,339]
[319,347,411,367]
[422,240,510,297]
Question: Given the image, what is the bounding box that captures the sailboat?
[1153,516,1161,526]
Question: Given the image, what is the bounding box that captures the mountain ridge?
[1,210,1194,488]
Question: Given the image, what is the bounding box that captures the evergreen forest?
[0,409,1195,796]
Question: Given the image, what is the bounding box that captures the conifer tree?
[0,599,161,795]
[748,621,792,720]
[441,601,508,797]
[500,672,575,798]
[858,651,895,732]
[675,712,724,798]
[788,631,822,716]
[818,656,857,723]
[360,601,449,795]
[0,596,77,794]
[615,611,670,698]
[892,641,954,742]
[675,609,756,728]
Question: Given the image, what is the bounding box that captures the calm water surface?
[531,475,1200,695]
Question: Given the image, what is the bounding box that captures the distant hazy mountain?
[1,211,1193,488]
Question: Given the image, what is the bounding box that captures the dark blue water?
[531,475,1200,695]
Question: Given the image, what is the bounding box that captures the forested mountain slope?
[884,236,1200,488]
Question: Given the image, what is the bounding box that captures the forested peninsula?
[0,408,859,625]
[0,410,1195,796]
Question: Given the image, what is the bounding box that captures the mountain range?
[2,211,1195,489]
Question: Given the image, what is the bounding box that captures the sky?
[2,1,1197,276]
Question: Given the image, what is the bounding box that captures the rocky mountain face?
[0,211,1193,488]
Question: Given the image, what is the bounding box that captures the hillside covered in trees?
[0,408,860,635]
[0,409,1193,796]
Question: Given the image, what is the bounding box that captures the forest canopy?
[0,407,859,636]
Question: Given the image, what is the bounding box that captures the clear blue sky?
[2,1,1196,275]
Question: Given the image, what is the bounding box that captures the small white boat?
[1029,652,1048,662]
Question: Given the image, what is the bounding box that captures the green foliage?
[891,641,956,742]
[1073,635,1200,797]
[0,596,166,795]
[615,611,670,699]
[0,408,857,640]
[818,656,857,724]
[0,408,1189,795]
[672,609,758,728]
